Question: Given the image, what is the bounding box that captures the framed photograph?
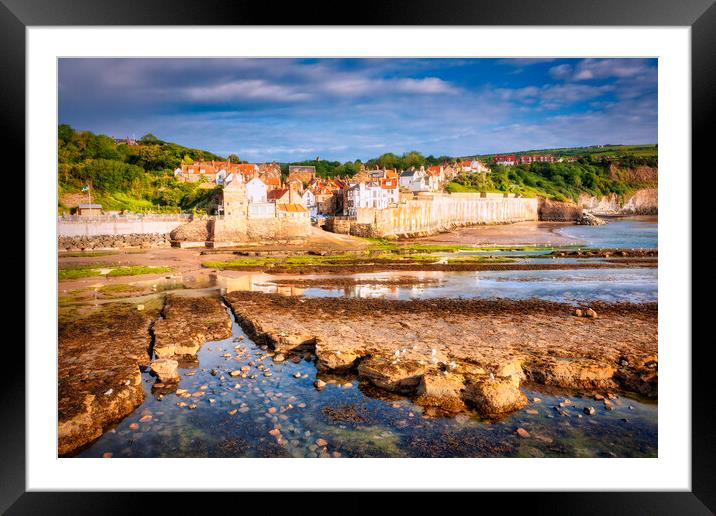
[7,0,710,512]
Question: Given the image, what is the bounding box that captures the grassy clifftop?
[446,159,657,203]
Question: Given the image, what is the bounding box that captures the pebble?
[585,308,598,318]
[102,452,113,458]
[298,403,306,408]
[526,409,539,415]
[129,423,139,430]
[139,415,152,422]
[211,369,218,376]
[228,409,238,415]
[273,354,286,363]
[293,372,302,378]
[584,406,596,416]
[573,309,583,317]
[230,370,241,377]
[316,438,328,447]
[516,428,530,438]
[268,407,277,414]
[314,380,326,390]
[532,397,542,404]
[342,382,353,389]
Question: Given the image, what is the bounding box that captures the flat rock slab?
[58,304,157,456]
[224,292,658,416]
[153,295,233,359]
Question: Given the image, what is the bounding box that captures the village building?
[285,177,303,193]
[493,155,519,166]
[287,165,316,185]
[276,203,309,219]
[260,173,282,191]
[76,203,102,216]
[258,162,282,178]
[245,177,268,204]
[301,189,317,218]
[399,168,434,192]
[344,178,399,216]
[470,159,491,173]
[220,175,248,218]
[519,154,555,164]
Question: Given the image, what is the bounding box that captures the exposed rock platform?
[224,292,657,418]
[153,295,233,358]
[58,304,157,455]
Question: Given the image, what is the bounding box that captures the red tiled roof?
[267,188,289,200]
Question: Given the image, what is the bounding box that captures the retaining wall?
[344,194,538,238]
[58,215,190,237]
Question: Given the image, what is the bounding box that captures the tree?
[140,133,160,144]
[58,124,74,143]
[227,154,241,164]
[182,154,194,165]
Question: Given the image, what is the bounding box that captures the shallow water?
[259,268,657,304]
[555,216,658,249]
[76,307,657,458]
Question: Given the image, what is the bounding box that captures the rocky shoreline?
[58,304,159,456]
[224,292,658,419]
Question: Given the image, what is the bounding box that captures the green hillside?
[446,160,657,202]
[58,125,224,213]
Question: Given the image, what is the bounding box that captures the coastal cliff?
[538,188,657,221]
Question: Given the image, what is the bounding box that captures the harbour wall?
[58,215,190,237]
[327,194,539,238]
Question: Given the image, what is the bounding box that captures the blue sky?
[58,58,657,162]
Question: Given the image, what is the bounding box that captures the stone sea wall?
[58,216,189,237]
[58,233,171,250]
[208,216,311,246]
[339,194,539,238]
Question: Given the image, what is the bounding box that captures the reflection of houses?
[344,178,399,216]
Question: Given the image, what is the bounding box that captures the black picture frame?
[4,0,709,513]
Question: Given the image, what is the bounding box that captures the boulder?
[575,212,607,226]
[150,359,180,383]
[462,375,527,418]
[357,357,428,393]
[414,370,466,412]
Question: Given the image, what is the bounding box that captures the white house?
[399,168,431,192]
[470,160,491,174]
[344,178,399,216]
[301,189,317,218]
[245,177,268,204]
